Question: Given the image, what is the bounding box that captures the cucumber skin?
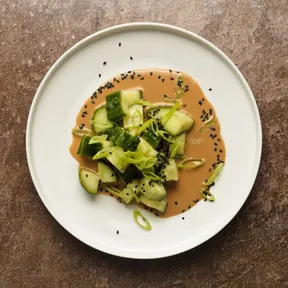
[122,165,143,183]
[77,135,103,158]
[106,91,128,121]
[142,129,162,149]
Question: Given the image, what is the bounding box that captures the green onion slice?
[72,127,93,137]
[104,185,122,198]
[158,130,173,143]
[200,188,216,202]
[92,147,115,160]
[203,162,224,185]
[177,157,205,169]
[133,210,152,231]
[89,135,108,144]
[134,100,153,107]
[169,142,180,159]
[199,115,215,133]
[151,120,159,136]
[163,94,176,103]
[162,100,182,124]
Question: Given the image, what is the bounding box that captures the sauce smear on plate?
[70,69,226,218]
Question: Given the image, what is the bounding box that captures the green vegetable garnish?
[200,188,216,202]
[92,147,115,160]
[203,162,224,185]
[89,135,108,144]
[133,210,152,231]
[120,151,156,170]
[199,115,216,133]
[158,130,173,143]
[142,169,162,182]
[177,157,205,169]
[162,100,182,124]
[72,127,93,137]
[163,94,176,103]
[169,142,180,159]
[134,100,153,107]
[151,120,159,136]
[104,185,122,198]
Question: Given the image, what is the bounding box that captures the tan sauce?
[70,69,226,218]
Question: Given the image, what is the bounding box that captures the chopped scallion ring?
[133,210,152,231]
[200,188,216,202]
[203,162,224,185]
[177,158,205,169]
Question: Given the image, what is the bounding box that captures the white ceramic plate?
[26,23,262,259]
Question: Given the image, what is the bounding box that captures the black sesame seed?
[162,79,164,82]
[130,56,133,60]
[209,88,212,91]
[170,77,174,80]
[99,74,101,78]
[175,201,178,205]
[169,69,172,73]
[193,199,199,203]
[91,101,95,104]
[214,148,217,152]
[214,143,218,146]
[198,101,203,105]
[158,75,161,79]
[150,72,153,76]
[182,209,185,213]
[140,77,144,80]
[182,217,185,220]
[85,174,88,177]
[84,105,87,108]
[183,104,187,107]
[119,42,121,47]
[103,61,107,65]
[116,230,119,234]
[219,149,223,153]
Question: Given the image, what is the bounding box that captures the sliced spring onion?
[137,119,153,134]
[131,109,142,126]
[133,210,152,231]
[203,162,224,185]
[175,76,184,99]
[177,157,205,169]
[151,121,159,136]
[200,188,216,202]
[169,143,180,159]
[142,169,162,182]
[89,135,108,144]
[162,100,182,124]
[199,115,215,133]
[104,185,122,198]
[120,151,156,170]
[158,130,173,143]
[92,147,115,160]
[134,100,153,107]
[72,127,93,137]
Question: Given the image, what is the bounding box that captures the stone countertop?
[0,1,287,287]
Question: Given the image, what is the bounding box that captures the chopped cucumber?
[77,135,112,158]
[105,126,140,151]
[123,105,143,130]
[106,91,129,121]
[122,90,143,106]
[147,106,194,136]
[139,195,168,213]
[139,178,166,200]
[122,165,143,183]
[142,129,162,149]
[79,167,100,194]
[170,133,186,156]
[136,138,158,158]
[92,105,113,134]
[106,146,129,173]
[98,161,118,183]
[160,159,179,181]
[120,179,141,204]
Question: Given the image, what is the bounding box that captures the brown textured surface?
[0,0,287,287]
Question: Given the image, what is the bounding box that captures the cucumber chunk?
[139,178,166,200]
[79,167,100,194]
[122,90,143,106]
[160,159,179,181]
[136,138,158,158]
[139,195,168,213]
[120,180,140,204]
[123,105,143,130]
[92,105,113,134]
[98,161,118,183]
[106,91,129,121]
[122,165,143,183]
[105,126,140,151]
[170,133,186,156]
[77,135,112,158]
[106,146,129,173]
[142,129,162,149]
[147,106,194,136]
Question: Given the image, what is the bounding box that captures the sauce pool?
[70,69,226,218]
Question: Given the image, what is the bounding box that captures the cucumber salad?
[71,70,225,231]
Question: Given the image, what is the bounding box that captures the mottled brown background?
[0,0,287,287]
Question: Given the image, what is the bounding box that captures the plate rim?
[26,22,262,259]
